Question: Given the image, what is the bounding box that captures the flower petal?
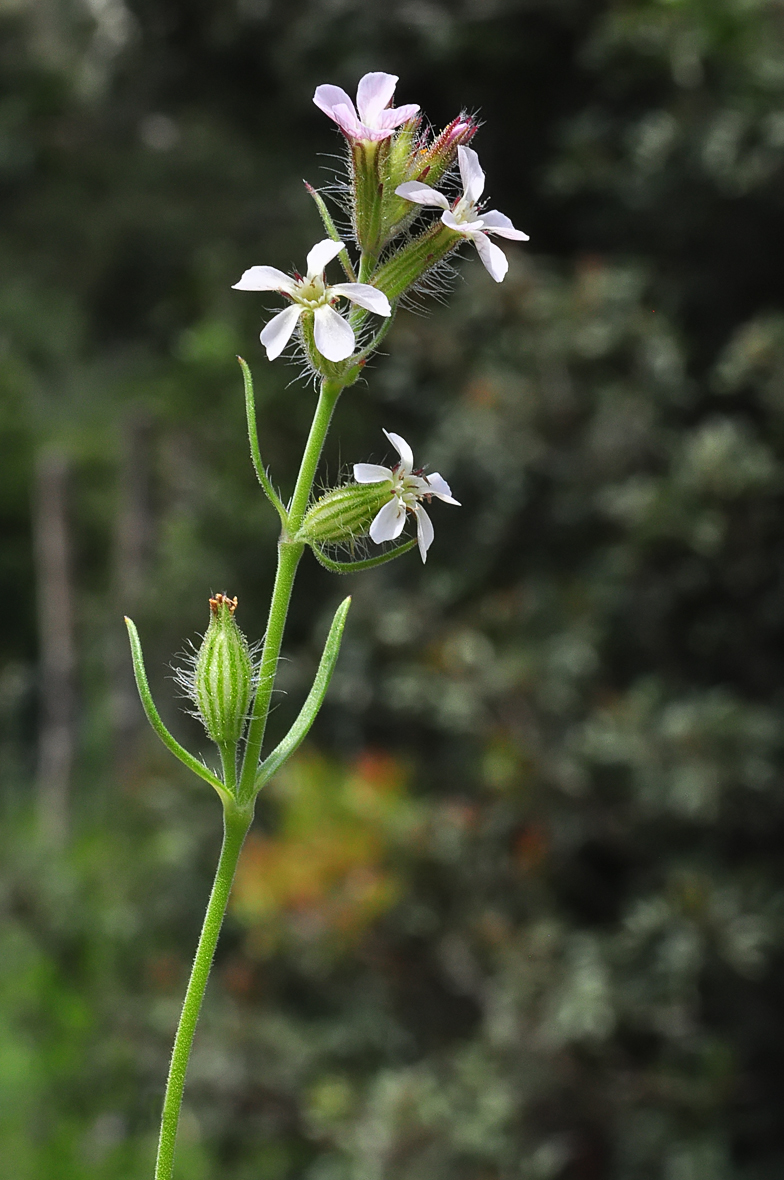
[369,497,406,544]
[408,474,432,497]
[353,463,394,484]
[377,102,420,129]
[395,181,450,210]
[232,265,297,295]
[331,103,364,137]
[313,303,355,361]
[473,231,509,282]
[260,305,302,360]
[415,505,435,562]
[426,472,461,505]
[306,238,345,279]
[480,209,530,241]
[356,72,398,127]
[458,145,485,204]
[313,84,358,125]
[330,282,391,316]
[383,429,414,473]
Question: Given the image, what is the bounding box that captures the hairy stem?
[154,802,253,1180]
[287,379,344,530]
[154,376,345,1177]
[237,377,343,801]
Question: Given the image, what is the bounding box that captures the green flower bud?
[194,594,253,747]
[371,222,462,303]
[381,115,478,242]
[296,481,393,547]
[412,115,477,189]
[299,312,359,381]
[350,116,478,259]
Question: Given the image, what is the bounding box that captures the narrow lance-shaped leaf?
[253,596,351,794]
[311,538,418,574]
[124,616,231,804]
[304,182,357,282]
[238,357,288,525]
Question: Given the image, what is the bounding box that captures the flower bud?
[194,594,253,747]
[299,312,358,380]
[371,222,462,302]
[296,481,394,547]
[413,115,477,189]
[349,115,477,259]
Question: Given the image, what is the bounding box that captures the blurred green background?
[3,0,784,1176]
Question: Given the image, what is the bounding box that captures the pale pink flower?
[354,430,460,562]
[395,145,529,282]
[232,239,390,363]
[313,72,419,142]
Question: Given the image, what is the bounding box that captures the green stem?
[237,378,343,801]
[357,252,375,284]
[154,802,253,1180]
[218,743,238,796]
[153,378,344,1177]
[288,379,343,530]
[256,595,351,791]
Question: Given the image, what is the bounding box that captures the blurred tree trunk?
[33,446,75,845]
[111,411,153,778]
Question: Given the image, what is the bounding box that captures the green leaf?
[254,596,351,792]
[304,182,357,281]
[311,538,418,573]
[238,357,288,525]
[124,616,232,805]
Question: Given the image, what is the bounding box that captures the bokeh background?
[3,0,784,1176]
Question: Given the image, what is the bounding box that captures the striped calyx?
[296,481,393,546]
[372,221,462,302]
[194,594,252,746]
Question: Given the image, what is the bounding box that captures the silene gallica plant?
[125,70,528,1180]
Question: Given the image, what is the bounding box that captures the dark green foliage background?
[3,1,784,1176]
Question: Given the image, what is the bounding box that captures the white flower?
[232,239,391,363]
[354,430,460,562]
[395,145,529,282]
[313,72,419,142]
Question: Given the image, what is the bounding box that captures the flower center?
[295,275,330,308]
[452,196,476,224]
[392,469,429,511]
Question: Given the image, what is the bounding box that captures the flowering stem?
[237,377,343,802]
[255,595,351,790]
[154,800,253,1180]
[153,376,344,1179]
[288,379,345,528]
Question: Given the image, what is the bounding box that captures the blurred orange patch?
[463,376,499,407]
[513,821,549,873]
[232,751,420,955]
